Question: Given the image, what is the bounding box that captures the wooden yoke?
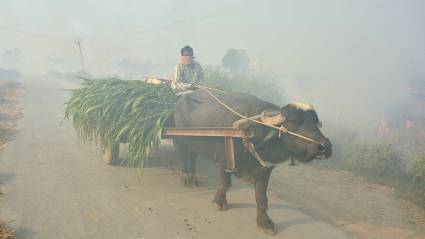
[224,137,237,173]
[161,114,262,173]
[225,114,261,172]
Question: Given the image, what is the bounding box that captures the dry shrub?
[0,220,15,239]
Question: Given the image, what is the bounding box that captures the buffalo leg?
[255,168,276,235]
[186,150,199,187]
[213,168,232,210]
[175,141,198,187]
[176,142,190,186]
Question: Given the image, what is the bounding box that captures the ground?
[0,79,22,239]
[0,75,424,239]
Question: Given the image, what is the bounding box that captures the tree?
[1,48,24,67]
[222,49,250,73]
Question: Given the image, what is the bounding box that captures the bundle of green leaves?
[64,78,177,167]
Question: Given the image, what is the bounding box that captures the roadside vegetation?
[203,66,286,105]
[312,123,425,208]
[0,80,22,149]
[0,220,15,239]
[0,79,21,239]
[204,48,286,104]
[0,128,14,144]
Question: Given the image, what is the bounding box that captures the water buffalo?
[172,90,332,235]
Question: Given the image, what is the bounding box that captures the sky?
[1,0,424,128]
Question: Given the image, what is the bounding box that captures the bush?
[405,152,425,206]
[410,152,425,180]
[0,96,7,104]
[340,142,403,177]
[0,68,20,81]
[203,67,286,105]
[312,123,425,207]
[0,128,13,142]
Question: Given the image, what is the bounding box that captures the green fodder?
[64,78,178,167]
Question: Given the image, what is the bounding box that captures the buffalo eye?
[286,117,301,127]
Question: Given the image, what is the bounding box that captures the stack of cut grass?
[65,78,178,167]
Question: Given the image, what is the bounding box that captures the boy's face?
[181,52,194,65]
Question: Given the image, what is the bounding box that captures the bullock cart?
[100,116,263,172]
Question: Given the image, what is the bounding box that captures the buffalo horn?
[260,111,286,125]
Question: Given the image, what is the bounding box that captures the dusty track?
[0,76,424,239]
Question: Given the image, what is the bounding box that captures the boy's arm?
[193,62,204,86]
[172,64,191,90]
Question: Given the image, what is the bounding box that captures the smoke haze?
[1,0,424,129]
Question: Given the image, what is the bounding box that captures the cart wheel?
[101,144,119,165]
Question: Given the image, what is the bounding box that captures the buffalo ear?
[255,128,278,150]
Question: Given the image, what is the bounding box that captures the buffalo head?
[257,103,332,163]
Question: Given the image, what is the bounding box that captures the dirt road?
[0,76,424,239]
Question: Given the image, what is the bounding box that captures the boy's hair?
[180,45,194,56]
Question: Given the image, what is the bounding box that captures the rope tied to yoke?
[194,85,322,145]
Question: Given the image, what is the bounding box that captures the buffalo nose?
[320,139,332,157]
[318,143,326,152]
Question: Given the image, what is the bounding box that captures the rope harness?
[195,85,322,145]
[195,85,323,168]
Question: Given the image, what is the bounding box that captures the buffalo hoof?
[258,226,276,236]
[258,218,276,236]
[288,159,297,166]
[212,199,227,211]
[181,173,199,188]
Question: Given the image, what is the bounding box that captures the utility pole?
[74,36,86,73]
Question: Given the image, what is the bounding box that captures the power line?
[121,0,272,37]
[0,0,275,41]
[0,25,56,39]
